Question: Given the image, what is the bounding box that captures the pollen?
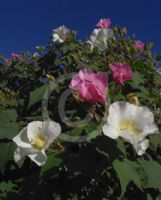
[31,133,46,150]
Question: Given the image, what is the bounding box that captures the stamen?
[31,133,46,150]
[119,120,140,136]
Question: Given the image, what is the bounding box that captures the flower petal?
[97,18,111,28]
[108,101,136,127]
[135,106,154,123]
[69,69,108,104]
[42,121,61,147]
[134,106,159,136]
[52,25,71,43]
[134,139,149,156]
[142,123,159,136]
[52,34,64,43]
[13,128,31,148]
[14,147,29,162]
[102,124,119,139]
[27,121,44,141]
[28,150,47,166]
[79,69,95,81]
[89,28,113,51]
[94,72,108,99]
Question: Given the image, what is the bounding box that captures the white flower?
[157,67,161,75]
[32,52,40,61]
[33,52,40,58]
[13,121,61,166]
[52,25,71,43]
[102,101,159,155]
[87,28,114,51]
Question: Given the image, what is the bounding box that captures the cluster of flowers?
[52,18,145,52]
[69,67,158,155]
[4,53,20,63]
[13,19,159,166]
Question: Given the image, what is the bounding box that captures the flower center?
[119,120,140,136]
[31,133,46,150]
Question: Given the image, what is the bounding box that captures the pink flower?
[109,63,133,85]
[135,40,144,52]
[12,53,20,60]
[4,58,9,63]
[69,69,108,104]
[97,18,111,29]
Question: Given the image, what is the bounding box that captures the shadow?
[2,136,148,200]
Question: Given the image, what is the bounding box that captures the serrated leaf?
[113,158,143,195]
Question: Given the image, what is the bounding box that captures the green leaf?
[0,142,16,171]
[0,109,19,139]
[84,124,101,141]
[0,109,18,125]
[0,123,20,139]
[113,158,143,195]
[0,181,16,198]
[133,61,146,69]
[131,71,145,88]
[139,159,161,191]
[113,94,126,101]
[28,84,49,108]
[149,133,161,150]
[116,139,126,156]
[147,194,153,200]
[156,193,161,200]
[40,155,62,174]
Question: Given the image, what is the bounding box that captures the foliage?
[0,21,161,200]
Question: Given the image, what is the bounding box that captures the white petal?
[52,34,60,41]
[87,40,94,51]
[89,28,114,51]
[13,128,31,148]
[121,130,138,145]
[135,106,154,125]
[108,101,136,126]
[61,25,70,34]
[101,28,113,42]
[142,122,159,137]
[134,106,159,136]
[52,25,70,43]
[102,124,119,139]
[14,147,29,162]
[42,121,61,147]
[134,139,149,156]
[28,150,47,166]
[52,34,64,43]
[90,29,100,42]
[27,121,44,141]
[90,28,113,43]
[141,139,149,150]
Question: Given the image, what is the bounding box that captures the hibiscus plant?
[0,18,161,200]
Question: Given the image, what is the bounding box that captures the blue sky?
[1,0,161,57]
